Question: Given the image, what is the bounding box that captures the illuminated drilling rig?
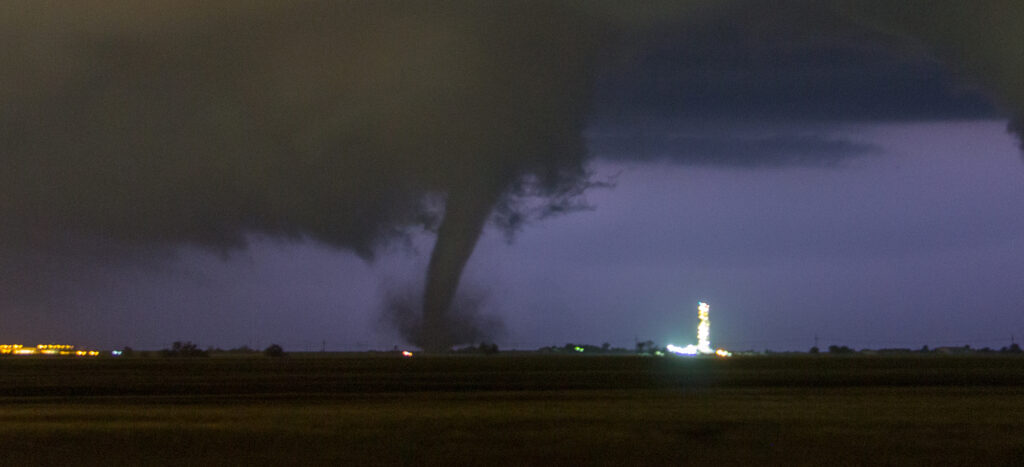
[696,301,711,354]
[666,301,732,357]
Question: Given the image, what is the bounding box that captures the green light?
[574,346,584,352]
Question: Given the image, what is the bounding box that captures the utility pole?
[814,334,819,349]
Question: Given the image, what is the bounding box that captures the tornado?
[418,182,503,352]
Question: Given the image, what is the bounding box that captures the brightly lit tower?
[696,302,712,354]
[665,300,731,357]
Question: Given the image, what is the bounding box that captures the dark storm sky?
[2,1,1023,350]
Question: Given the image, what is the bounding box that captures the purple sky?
[4,120,1020,351]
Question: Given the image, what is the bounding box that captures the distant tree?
[828,345,854,354]
[602,342,611,352]
[263,344,285,357]
[919,345,930,353]
[160,341,208,358]
[635,340,655,354]
[1001,343,1022,354]
[809,346,819,354]
[121,346,134,357]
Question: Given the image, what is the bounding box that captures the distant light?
[402,351,413,357]
[4,344,87,356]
[112,350,122,356]
[37,344,74,350]
[715,349,732,357]
[666,344,699,355]
[574,346,584,352]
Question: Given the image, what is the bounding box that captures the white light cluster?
[666,344,698,355]
[696,302,712,354]
[665,301,732,358]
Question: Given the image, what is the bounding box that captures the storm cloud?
[2,1,1023,350]
[587,123,881,168]
[1,1,616,349]
[838,0,1024,149]
[585,1,1021,168]
[0,1,608,254]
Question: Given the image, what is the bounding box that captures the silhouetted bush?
[828,345,854,354]
[160,341,208,358]
[263,344,285,357]
[809,346,819,354]
[635,340,656,354]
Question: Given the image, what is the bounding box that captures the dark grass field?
[2,355,1023,465]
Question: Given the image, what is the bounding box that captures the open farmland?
[1,355,1023,465]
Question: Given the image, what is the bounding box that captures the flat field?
[1,355,1023,465]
